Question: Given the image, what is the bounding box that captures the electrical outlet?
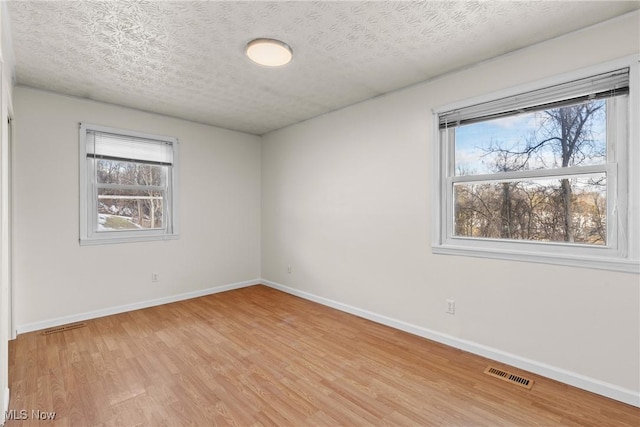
[151,273,159,283]
[446,299,455,315]
[287,264,292,274]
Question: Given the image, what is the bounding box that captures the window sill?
[432,244,639,274]
[80,233,179,246]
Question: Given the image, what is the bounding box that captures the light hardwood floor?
[7,285,640,426]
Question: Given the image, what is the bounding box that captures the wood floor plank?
[7,285,640,426]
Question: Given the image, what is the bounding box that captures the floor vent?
[42,322,87,335]
[484,366,534,390]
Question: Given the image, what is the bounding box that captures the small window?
[79,123,179,245]
[433,60,638,273]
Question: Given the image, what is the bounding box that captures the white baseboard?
[261,279,640,408]
[15,279,260,335]
[2,387,9,426]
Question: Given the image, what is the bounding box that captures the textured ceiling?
[8,1,640,135]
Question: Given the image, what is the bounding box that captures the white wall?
[13,87,261,331]
[261,12,640,404]
[0,1,13,423]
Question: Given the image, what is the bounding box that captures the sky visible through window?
[454,105,606,176]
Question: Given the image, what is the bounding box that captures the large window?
[433,59,638,273]
[79,123,179,244]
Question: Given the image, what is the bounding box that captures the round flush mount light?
[246,38,293,67]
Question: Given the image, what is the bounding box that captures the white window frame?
[432,56,639,273]
[79,123,179,245]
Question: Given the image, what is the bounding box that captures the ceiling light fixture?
[246,38,293,67]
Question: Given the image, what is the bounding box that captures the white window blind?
[439,68,629,129]
[85,129,174,165]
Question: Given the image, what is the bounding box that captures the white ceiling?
[8,1,640,135]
